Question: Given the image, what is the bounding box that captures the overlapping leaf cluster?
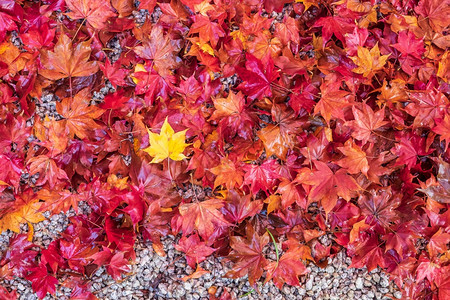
[0,0,449,299]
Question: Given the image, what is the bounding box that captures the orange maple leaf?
[65,0,116,30]
[336,140,369,176]
[133,26,182,76]
[56,89,105,139]
[258,105,302,160]
[210,157,244,190]
[39,34,99,81]
[37,189,81,214]
[0,193,45,237]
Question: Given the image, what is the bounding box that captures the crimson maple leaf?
[405,90,448,129]
[415,0,450,32]
[59,238,97,273]
[99,59,128,89]
[91,248,130,280]
[243,159,280,195]
[358,187,402,227]
[348,234,386,272]
[314,16,353,46]
[382,222,420,258]
[0,285,17,300]
[25,263,58,299]
[392,132,434,169]
[236,54,278,100]
[0,234,38,277]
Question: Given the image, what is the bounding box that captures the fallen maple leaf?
[225,224,269,286]
[210,157,244,190]
[181,265,210,282]
[419,158,450,204]
[189,15,225,48]
[39,34,99,81]
[432,115,450,150]
[350,43,390,78]
[345,104,389,145]
[56,89,105,140]
[65,0,117,30]
[264,249,309,289]
[175,234,216,268]
[0,193,45,235]
[258,104,302,160]
[25,264,58,299]
[337,140,369,176]
[296,161,361,215]
[314,80,354,125]
[134,26,182,76]
[142,117,189,163]
[177,198,230,240]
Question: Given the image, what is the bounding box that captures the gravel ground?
[0,212,402,300]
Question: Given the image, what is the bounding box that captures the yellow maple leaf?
[107,174,129,190]
[351,43,390,78]
[0,200,45,240]
[143,117,189,163]
[295,0,320,11]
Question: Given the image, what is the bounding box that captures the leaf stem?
[168,158,173,182]
[240,289,254,298]
[266,228,279,265]
[72,18,86,42]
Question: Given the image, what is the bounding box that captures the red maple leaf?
[176,198,230,240]
[236,54,278,100]
[225,224,269,286]
[264,248,309,289]
[175,234,216,268]
[25,263,58,299]
[296,161,361,215]
[189,15,225,48]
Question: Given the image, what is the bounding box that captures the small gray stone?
[380,278,390,288]
[394,291,402,299]
[355,277,364,290]
[158,283,168,295]
[306,278,314,291]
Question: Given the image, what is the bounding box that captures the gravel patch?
[0,213,402,300]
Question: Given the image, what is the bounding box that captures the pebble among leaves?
[0,0,449,300]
